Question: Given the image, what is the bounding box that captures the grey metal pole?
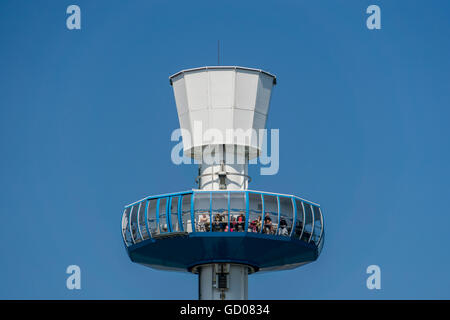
[198,263,248,300]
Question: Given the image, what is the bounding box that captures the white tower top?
[170,66,276,161]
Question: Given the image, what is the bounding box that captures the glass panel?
[301,202,313,242]
[147,199,158,236]
[181,194,192,232]
[158,198,169,233]
[263,194,278,235]
[248,193,263,233]
[211,192,228,232]
[229,192,246,232]
[311,205,323,245]
[318,231,325,254]
[137,201,149,240]
[278,197,293,237]
[170,196,181,232]
[294,199,304,239]
[130,204,140,243]
[194,192,210,232]
[122,207,133,246]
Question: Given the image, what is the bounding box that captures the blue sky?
[1,0,449,299]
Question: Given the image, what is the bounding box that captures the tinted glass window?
[294,199,304,239]
[248,193,263,233]
[318,231,325,254]
[181,194,192,232]
[229,192,246,232]
[158,198,168,233]
[194,192,210,232]
[211,192,228,232]
[311,205,323,245]
[137,201,149,240]
[122,207,132,246]
[301,202,313,242]
[170,196,181,232]
[263,195,278,235]
[278,197,293,237]
[130,204,141,243]
[147,199,158,236]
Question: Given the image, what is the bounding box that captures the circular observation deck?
[121,190,324,273]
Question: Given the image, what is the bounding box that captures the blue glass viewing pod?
[122,190,324,273]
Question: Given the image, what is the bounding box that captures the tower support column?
[197,145,250,191]
[197,263,249,300]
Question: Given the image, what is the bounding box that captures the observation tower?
[121,66,325,300]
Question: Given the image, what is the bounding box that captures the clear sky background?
[1,0,449,299]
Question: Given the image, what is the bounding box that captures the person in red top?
[229,217,237,232]
[237,213,245,232]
